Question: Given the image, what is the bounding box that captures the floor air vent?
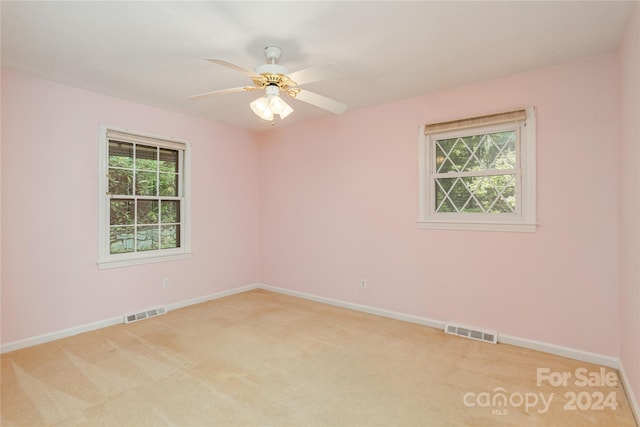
[444,322,498,344]
[124,307,167,323]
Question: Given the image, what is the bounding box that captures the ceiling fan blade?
[189,86,255,99]
[286,63,344,86]
[205,58,259,78]
[293,89,347,114]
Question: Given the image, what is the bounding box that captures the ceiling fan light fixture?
[250,96,273,120]
[250,85,294,122]
[260,107,274,121]
[268,94,288,114]
[279,103,294,119]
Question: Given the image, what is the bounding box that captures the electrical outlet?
[162,278,169,289]
[360,279,367,289]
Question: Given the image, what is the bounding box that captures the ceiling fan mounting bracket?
[264,46,282,63]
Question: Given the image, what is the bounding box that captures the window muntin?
[98,127,191,268]
[418,108,536,232]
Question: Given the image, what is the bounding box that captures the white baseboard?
[258,283,445,330]
[165,283,259,311]
[619,359,640,426]
[0,316,123,354]
[0,283,261,354]
[497,334,619,368]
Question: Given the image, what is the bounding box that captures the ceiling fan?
[190,46,347,122]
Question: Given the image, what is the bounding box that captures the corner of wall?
[618,0,640,415]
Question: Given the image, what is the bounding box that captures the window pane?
[448,178,472,211]
[137,200,158,224]
[161,225,180,249]
[159,173,178,197]
[110,199,134,225]
[135,145,158,171]
[110,226,135,254]
[465,131,516,170]
[135,171,157,196]
[435,131,516,173]
[435,178,455,212]
[109,141,133,168]
[159,149,179,173]
[483,175,516,213]
[492,197,515,213]
[108,169,133,195]
[137,226,159,251]
[449,138,471,172]
[435,139,456,173]
[435,193,456,213]
[161,200,179,223]
[435,175,516,214]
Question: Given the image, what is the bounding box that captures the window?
[418,108,536,232]
[98,127,191,268]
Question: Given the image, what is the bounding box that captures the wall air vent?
[444,321,498,344]
[124,306,167,324]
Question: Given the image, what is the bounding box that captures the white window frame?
[418,107,536,232]
[98,126,192,269]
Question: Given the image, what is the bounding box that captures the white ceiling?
[1,1,636,132]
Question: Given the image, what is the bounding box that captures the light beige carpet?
[1,289,636,426]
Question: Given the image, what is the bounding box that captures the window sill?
[97,252,193,269]
[417,221,537,233]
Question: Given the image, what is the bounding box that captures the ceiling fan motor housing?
[254,46,289,75]
[253,47,294,90]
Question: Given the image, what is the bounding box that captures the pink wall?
[259,54,621,357]
[619,3,640,409]
[1,70,260,343]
